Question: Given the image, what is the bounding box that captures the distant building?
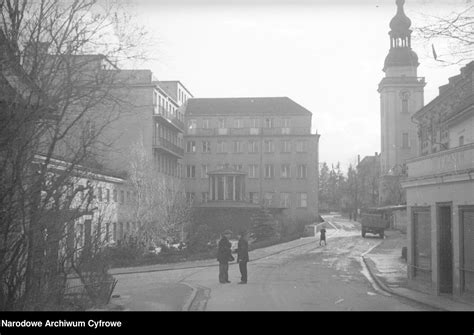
[182,97,320,223]
[378,0,425,205]
[31,154,136,261]
[401,61,474,299]
[356,153,380,209]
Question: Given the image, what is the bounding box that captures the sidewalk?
[363,230,474,311]
[109,236,318,276]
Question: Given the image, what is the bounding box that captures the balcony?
[185,127,313,136]
[379,76,425,88]
[154,105,184,132]
[405,143,474,179]
[153,137,184,158]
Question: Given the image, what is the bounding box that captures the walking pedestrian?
[236,231,249,284]
[319,225,327,246]
[217,230,234,284]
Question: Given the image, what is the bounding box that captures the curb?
[181,283,199,311]
[361,255,445,311]
[110,238,319,277]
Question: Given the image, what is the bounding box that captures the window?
[113,223,117,241]
[186,192,195,203]
[113,189,117,202]
[120,190,124,204]
[126,191,130,204]
[201,165,208,178]
[280,193,290,208]
[249,192,259,204]
[250,119,260,134]
[297,165,307,179]
[250,119,259,128]
[298,193,307,208]
[218,118,226,128]
[233,164,243,171]
[203,119,210,129]
[217,141,226,153]
[202,141,211,153]
[296,141,306,153]
[186,165,196,178]
[186,140,196,153]
[106,189,110,203]
[248,165,258,178]
[281,118,291,134]
[281,140,291,153]
[249,141,259,153]
[264,140,274,153]
[188,119,197,131]
[402,133,409,149]
[105,222,110,242]
[235,119,243,128]
[264,192,274,206]
[202,192,209,203]
[98,187,103,202]
[265,118,273,128]
[265,164,274,179]
[459,136,465,146]
[233,141,243,153]
[281,164,291,178]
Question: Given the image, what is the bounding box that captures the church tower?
[378,0,425,205]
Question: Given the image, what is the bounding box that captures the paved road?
[112,214,433,311]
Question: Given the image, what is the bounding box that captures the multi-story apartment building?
[30,50,194,244]
[39,53,191,180]
[401,61,474,300]
[182,97,320,222]
[89,67,190,179]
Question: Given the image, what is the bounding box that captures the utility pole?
[354,155,360,221]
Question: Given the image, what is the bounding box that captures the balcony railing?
[153,137,184,157]
[406,142,474,178]
[186,127,313,136]
[154,105,184,131]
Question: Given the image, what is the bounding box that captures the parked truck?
[360,208,389,238]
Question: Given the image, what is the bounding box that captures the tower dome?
[389,0,411,37]
[383,0,418,72]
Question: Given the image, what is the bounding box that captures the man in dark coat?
[236,231,249,284]
[217,230,233,283]
[320,225,327,246]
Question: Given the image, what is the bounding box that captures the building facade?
[182,97,320,222]
[401,61,474,299]
[356,153,380,209]
[378,0,425,205]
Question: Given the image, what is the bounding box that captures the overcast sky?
[126,0,468,170]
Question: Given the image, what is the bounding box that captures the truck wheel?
[362,229,366,238]
[379,232,384,239]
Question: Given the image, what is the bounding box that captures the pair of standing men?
[217,230,248,284]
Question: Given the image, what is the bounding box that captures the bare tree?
[0,0,146,310]
[126,139,192,250]
[415,4,473,64]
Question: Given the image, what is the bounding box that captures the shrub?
[250,206,277,242]
[188,224,214,253]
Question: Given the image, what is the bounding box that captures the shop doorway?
[438,204,453,294]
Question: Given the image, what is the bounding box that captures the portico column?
[209,176,213,200]
[223,176,227,201]
[233,176,236,201]
[214,176,218,200]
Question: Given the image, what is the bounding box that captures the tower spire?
[383,0,418,71]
